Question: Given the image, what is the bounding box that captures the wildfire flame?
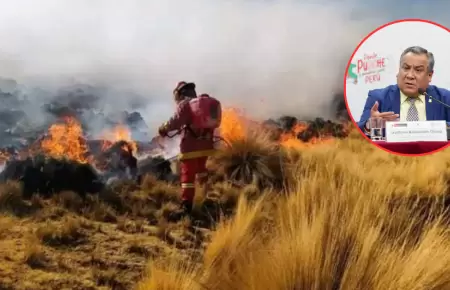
[219,108,247,143]
[0,118,139,167]
[0,105,345,167]
[40,116,89,163]
[99,125,137,154]
[219,107,338,149]
[279,123,308,148]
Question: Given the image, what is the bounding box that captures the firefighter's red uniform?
[158,82,222,210]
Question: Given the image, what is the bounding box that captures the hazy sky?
[0,0,449,132]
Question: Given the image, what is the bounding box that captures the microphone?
[418,88,450,109]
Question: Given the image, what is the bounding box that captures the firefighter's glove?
[158,124,168,137]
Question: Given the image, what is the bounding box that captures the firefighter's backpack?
[189,94,222,130]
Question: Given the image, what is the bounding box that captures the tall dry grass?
[138,128,450,290]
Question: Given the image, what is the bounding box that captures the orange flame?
[279,123,308,148]
[0,106,344,167]
[279,122,336,149]
[40,116,89,163]
[99,124,137,153]
[219,107,337,148]
[219,108,248,143]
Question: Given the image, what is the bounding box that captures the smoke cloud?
[0,0,449,136]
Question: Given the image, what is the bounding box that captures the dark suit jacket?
[357,84,450,132]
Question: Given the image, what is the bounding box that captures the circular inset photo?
[344,19,450,156]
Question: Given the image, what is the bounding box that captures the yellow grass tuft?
[139,128,450,290]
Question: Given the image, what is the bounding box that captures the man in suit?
[357,46,450,134]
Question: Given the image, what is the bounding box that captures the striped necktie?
[406,97,419,121]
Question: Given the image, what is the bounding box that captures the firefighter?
[158,81,222,221]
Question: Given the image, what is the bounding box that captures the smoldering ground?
[1,0,450,136]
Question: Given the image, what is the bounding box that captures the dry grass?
[0,174,199,289]
[2,126,450,289]
[138,127,450,290]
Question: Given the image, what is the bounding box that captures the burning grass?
[2,108,450,289]
[40,116,90,163]
[99,124,138,154]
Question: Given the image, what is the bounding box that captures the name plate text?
[385,120,447,142]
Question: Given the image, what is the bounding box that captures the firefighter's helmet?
[173,81,196,102]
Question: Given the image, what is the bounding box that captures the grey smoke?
[0,0,449,137]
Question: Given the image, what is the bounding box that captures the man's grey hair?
[399,46,435,73]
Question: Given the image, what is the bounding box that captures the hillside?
[1,124,450,289]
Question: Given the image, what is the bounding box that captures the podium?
[373,141,450,154]
[370,120,450,154]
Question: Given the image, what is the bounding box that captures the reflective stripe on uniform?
[178,149,217,160]
[181,183,195,188]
